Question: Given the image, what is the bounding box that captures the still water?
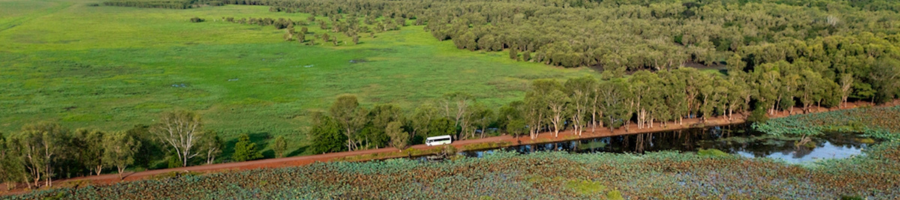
[450,124,878,164]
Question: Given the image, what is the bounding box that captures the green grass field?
[0,0,594,155]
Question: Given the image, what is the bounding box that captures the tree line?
[102,0,224,9]
[0,111,285,190]
[307,61,898,154]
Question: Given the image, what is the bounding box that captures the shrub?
[190,17,204,23]
[747,106,768,123]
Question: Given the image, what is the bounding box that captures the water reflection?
[451,124,877,164]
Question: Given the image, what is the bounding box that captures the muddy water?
[447,124,878,164]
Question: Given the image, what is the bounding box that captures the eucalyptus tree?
[150,111,205,167]
[72,129,105,176]
[629,71,661,129]
[530,80,569,137]
[102,131,140,177]
[366,104,403,148]
[386,121,409,151]
[659,70,688,125]
[564,76,597,135]
[597,80,633,132]
[329,95,369,151]
[410,102,439,140]
[8,122,69,188]
[524,81,552,139]
[467,103,495,139]
[751,64,782,115]
[440,92,474,138]
[199,131,223,164]
[0,133,25,190]
[798,69,824,113]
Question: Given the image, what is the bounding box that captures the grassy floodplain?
[0,0,593,155]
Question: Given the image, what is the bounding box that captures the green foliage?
[199,130,223,164]
[71,129,106,175]
[231,134,262,162]
[697,149,730,157]
[748,106,769,123]
[308,114,348,154]
[427,117,456,138]
[565,180,606,195]
[102,131,141,175]
[103,0,202,9]
[166,155,181,169]
[755,106,900,141]
[272,136,287,158]
[385,121,408,150]
[606,190,624,200]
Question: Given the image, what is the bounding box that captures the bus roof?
[426,135,451,140]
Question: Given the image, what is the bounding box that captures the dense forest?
[198,0,900,102]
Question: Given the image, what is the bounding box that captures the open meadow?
[0,0,593,155]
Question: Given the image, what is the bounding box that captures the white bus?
[425,135,452,146]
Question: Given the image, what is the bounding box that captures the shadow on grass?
[286,145,309,157]
[222,132,271,160]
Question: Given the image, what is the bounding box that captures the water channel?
[430,124,879,164]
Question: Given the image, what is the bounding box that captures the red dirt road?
[3,100,898,195]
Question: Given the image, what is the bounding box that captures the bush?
[232,134,263,162]
[698,149,729,157]
[87,3,100,6]
[747,106,768,123]
[190,17,204,23]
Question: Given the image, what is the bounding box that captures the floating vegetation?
[10,142,900,199]
[754,106,900,141]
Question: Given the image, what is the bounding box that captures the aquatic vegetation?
[754,106,900,141]
[10,141,900,199]
[697,149,730,157]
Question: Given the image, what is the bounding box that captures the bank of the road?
[4,100,899,195]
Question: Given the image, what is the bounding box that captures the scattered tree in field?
[284,31,293,41]
[102,131,140,177]
[296,33,306,43]
[273,136,287,158]
[385,121,409,151]
[231,134,262,162]
[150,111,204,167]
[509,45,518,60]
